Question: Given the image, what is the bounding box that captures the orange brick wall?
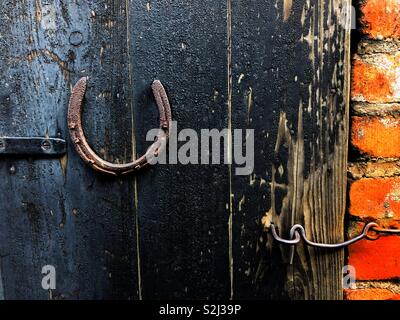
[347,0,400,300]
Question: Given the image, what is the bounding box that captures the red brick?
[345,288,400,300]
[351,116,400,158]
[349,0,400,288]
[352,59,394,103]
[348,236,400,280]
[350,177,400,220]
[352,56,400,103]
[360,0,400,39]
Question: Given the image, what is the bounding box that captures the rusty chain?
[270,222,400,249]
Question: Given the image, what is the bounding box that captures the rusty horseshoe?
[67,77,172,176]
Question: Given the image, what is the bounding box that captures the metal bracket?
[0,137,67,157]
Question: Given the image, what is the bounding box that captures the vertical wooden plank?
[130,0,231,299]
[0,0,138,299]
[231,0,351,299]
[0,259,4,300]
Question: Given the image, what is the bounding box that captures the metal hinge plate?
[0,137,67,156]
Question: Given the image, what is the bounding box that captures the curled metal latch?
[67,77,172,176]
[270,222,400,249]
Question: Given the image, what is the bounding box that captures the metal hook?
[270,222,380,249]
[270,224,301,245]
[67,77,172,176]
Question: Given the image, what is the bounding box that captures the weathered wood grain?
[231,0,351,299]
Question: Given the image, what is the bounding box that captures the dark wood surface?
[230,0,350,299]
[130,0,231,300]
[0,0,350,300]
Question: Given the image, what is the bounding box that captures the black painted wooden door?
[0,0,350,300]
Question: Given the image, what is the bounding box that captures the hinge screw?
[41,140,52,151]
